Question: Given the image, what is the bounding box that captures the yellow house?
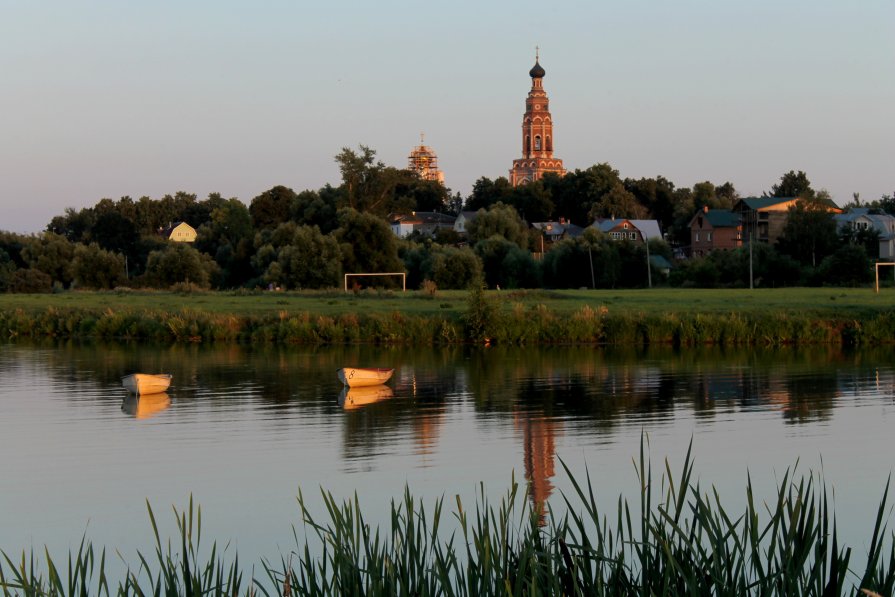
[163,222,197,243]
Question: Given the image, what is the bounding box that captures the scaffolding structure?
[407,134,445,184]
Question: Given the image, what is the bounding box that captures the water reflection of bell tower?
[510,49,566,186]
[516,413,561,523]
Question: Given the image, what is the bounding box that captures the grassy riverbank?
[2,445,893,596]
[1,287,894,345]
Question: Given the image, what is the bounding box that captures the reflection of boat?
[121,373,172,395]
[121,393,171,419]
[338,385,394,410]
[337,368,394,388]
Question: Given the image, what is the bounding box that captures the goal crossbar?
[344,272,406,292]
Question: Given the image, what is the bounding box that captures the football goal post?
[875,262,895,293]
[344,272,406,292]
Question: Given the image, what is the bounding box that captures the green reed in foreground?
[3,441,894,596]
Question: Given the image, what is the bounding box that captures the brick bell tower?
[510,49,566,186]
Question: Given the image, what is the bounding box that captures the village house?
[834,208,895,260]
[592,218,662,243]
[161,222,197,243]
[688,207,742,257]
[531,219,584,243]
[453,211,479,236]
[389,212,456,239]
[733,197,841,246]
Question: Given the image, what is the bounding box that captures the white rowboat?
[121,373,172,395]
[337,368,394,388]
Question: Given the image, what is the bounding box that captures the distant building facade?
[509,52,566,186]
[688,207,742,256]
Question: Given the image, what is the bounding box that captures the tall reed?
[3,440,892,595]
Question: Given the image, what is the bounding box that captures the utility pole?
[748,213,754,290]
[588,246,595,289]
[645,235,652,289]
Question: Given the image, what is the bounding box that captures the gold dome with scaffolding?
[407,134,445,184]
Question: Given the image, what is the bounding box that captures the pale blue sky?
[1,0,892,232]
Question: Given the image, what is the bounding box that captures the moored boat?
[121,373,173,395]
[337,367,394,387]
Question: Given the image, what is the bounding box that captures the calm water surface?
[1,342,894,571]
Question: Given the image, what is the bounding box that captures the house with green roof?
[688,206,742,256]
[732,197,841,246]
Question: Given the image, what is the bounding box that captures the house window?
[707,232,712,242]
[623,223,628,229]
[695,231,700,242]
[630,232,636,240]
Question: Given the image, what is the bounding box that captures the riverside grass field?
[1,287,894,319]
[1,287,895,346]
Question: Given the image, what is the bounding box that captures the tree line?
[1,145,892,293]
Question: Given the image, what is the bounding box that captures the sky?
[1,0,893,233]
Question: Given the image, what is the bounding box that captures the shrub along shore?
[1,287,894,346]
[1,444,893,595]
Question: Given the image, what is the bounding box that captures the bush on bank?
[1,300,894,346]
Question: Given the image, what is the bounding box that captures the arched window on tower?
[525,135,531,154]
[546,136,552,151]
[534,135,542,151]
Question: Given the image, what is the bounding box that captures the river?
[1,341,893,577]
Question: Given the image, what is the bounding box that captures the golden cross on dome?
[420,132,425,145]
[535,45,539,61]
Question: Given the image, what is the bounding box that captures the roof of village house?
[649,255,673,270]
[737,197,796,211]
[834,209,895,239]
[532,221,583,238]
[737,196,841,212]
[391,212,455,226]
[593,218,662,241]
[161,221,194,235]
[691,209,741,228]
[414,212,456,225]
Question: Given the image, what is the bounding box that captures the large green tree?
[21,233,75,288]
[464,177,514,212]
[249,185,298,231]
[466,203,530,248]
[770,170,815,200]
[588,182,647,221]
[196,198,254,287]
[549,164,623,225]
[261,224,342,290]
[72,243,126,289]
[144,244,219,289]
[335,208,403,276]
[776,202,839,267]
